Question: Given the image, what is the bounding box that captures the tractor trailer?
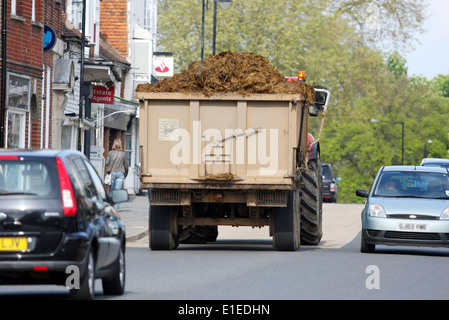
[136,85,330,251]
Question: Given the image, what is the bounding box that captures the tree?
[154,0,442,203]
[432,75,449,98]
[156,0,426,72]
[386,51,408,77]
[336,0,427,52]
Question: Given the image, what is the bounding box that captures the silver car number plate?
[398,223,429,231]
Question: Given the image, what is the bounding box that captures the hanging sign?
[153,56,174,77]
[43,25,57,52]
[92,86,115,104]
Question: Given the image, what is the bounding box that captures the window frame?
[7,73,31,112]
[6,110,26,149]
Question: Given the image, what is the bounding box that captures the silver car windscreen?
[373,171,449,198]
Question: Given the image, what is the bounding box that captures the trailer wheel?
[272,190,301,251]
[299,154,323,245]
[149,205,179,250]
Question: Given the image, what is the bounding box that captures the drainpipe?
[1,0,7,148]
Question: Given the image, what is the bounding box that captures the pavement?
[118,195,150,243]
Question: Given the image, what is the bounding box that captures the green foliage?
[432,75,449,98]
[386,51,408,77]
[155,0,448,203]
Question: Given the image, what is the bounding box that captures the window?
[11,0,17,15]
[67,0,83,30]
[61,125,78,150]
[83,159,108,201]
[6,73,30,149]
[0,159,59,198]
[144,0,157,36]
[66,158,86,198]
[32,0,36,21]
[7,74,30,111]
[73,157,98,200]
[65,156,87,229]
[322,165,332,179]
[6,111,25,149]
[125,131,132,168]
[374,171,449,198]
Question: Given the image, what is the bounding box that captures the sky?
[405,0,449,79]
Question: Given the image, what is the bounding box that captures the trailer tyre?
[299,154,323,245]
[149,205,179,250]
[272,190,301,251]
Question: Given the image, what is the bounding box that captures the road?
[1,203,449,300]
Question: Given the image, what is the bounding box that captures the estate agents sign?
[92,86,114,104]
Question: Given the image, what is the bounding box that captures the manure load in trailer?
[136,51,330,251]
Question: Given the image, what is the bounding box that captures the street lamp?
[424,139,433,158]
[370,118,405,165]
[95,110,133,128]
[212,0,232,56]
[201,0,208,61]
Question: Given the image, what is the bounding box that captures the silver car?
[356,166,449,253]
[420,158,449,169]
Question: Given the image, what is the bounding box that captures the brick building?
[0,0,133,147]
[1,0,147,194]
[0,0,79,150]
[1,0,48,148]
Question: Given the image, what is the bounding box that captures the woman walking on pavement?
[106,138,128,209]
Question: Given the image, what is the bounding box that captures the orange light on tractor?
[297,71,306,81]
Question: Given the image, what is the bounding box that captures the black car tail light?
[56,157,77,217]
[33,266,49,272]
[0,155,19,160]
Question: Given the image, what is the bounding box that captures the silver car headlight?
[440,208,449,220]
[369,204,386,218]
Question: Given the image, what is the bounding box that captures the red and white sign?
[153,56,174,77]
[92,86,114,104]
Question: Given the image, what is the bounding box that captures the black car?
[0,149,128,299]
[321,163,338,203]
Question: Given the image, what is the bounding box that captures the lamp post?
[424,139,433,158]
[201,0,208,61]
[77,0,87,153]
[370,119,405,165]
[212,0,232,56]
